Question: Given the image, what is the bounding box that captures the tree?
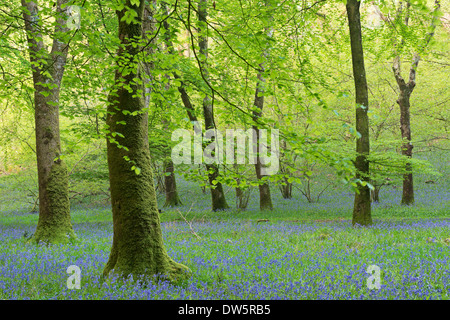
[388,0,441,205]
[21,0,75,243]
[197,0,230,211]
[103,0,189,282]
[144,1,182,208]
[163,158,183,207]
[346,0,372,226]
[252,0,274,211]
[159,0,229,211]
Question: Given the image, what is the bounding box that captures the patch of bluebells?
[0,218,449,300]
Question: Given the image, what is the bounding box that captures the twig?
[176,204,202,240]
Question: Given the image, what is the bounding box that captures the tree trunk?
[198,0,229,211]
[253,76,273,210]
[393,61,415,205]
[235,187,251,210]
[252,0,273,211]
[161,1,228,211]
[280,182,293,199]
[161,6,197,124]
[279,140,292,199]
[147,4,183,208]
[21,0,75,243]
[371,186,381,203]
[103,0,189,282]
[163,159,182,207]
[389,0,440,205]
[346,0,372,226]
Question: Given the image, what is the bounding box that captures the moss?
[102,146,191,283]
[31,160,75,244]
[102,2,190,284]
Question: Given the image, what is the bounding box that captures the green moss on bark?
[31,161,75,244]
[103,140,191,282]
[103,0,190,284]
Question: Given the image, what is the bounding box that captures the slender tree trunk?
[198,0,229,211]
[152,7,183,208]
[346,0,372,226]
[21,0,74,243]
[163,159,182,207]
[280,182,293,199]
[142,0,156,131]
[235,186,251,210]
[253,87,273,210]
[371,185,381,203]
[252,0,273,211]
[161,1,228,211]
[279,140,292,199]
[233,163,249,210]
[103,0,189,282]
[161,4,197,124]
[393,56,416,205]
[391,0,439,205]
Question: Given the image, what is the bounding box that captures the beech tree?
[387,0,441,205]
[196,0,230,211]
[346,0,372,226]
[103,0,189,281]
[252,0,274,211]
[21,0,75,243]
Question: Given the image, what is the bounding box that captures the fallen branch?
[176,204,202,240]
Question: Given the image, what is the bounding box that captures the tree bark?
[21,0,75,243]
[163,159,182,207]
[253,85,273,210]
[161,1,228,211]
[252,0,273,211]
[161,4,197,124]
[390,0,440,205]
[371,185,381,203]
[393,55,416,205]
[346,0,372,226]
[279,140,292,199]
[197,0,229,211]
[147,5,183,208]
[103,0,189,282]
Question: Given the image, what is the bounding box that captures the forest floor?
[0,161,449,299]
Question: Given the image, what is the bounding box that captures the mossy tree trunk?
[103,0,189,282]
[346,0,372,226]
[21,0,75,243]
